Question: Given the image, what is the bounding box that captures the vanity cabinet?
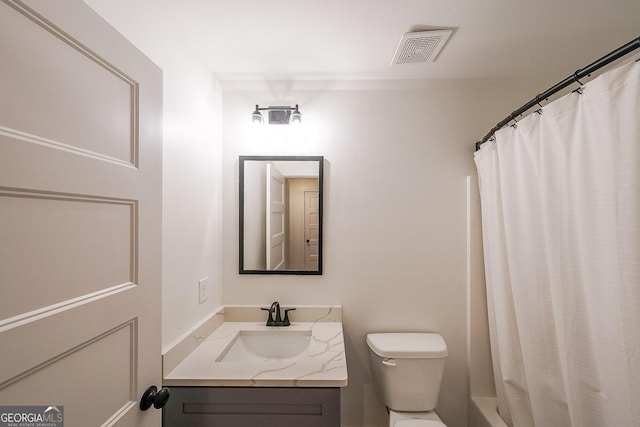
[163,386,340,427]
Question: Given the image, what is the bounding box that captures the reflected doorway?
[286,178,319,271]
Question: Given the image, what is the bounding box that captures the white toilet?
[366,332,448,427]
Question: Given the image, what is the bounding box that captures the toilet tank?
[366,333,447,412]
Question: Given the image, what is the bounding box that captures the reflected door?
[304,191,320,271]
[0,1,162,425]
[266,164,286,270]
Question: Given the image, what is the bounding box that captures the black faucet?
[261,301,296,326]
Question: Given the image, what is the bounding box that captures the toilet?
[366,333,448,427]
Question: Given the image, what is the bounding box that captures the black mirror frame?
[239,155,324,275]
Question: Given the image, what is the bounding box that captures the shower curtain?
[474,60,640,427]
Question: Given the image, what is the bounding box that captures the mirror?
[239,155,324,275]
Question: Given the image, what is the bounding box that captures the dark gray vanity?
[163,386,340,426]
[161,310,347,427]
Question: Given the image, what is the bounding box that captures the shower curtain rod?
[475,36,640,151]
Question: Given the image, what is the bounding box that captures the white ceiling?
[84,0,639,81]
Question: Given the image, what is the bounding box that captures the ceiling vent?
[391,29,453,65]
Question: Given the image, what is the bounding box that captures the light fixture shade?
[251,105,263,124]
[290,104,302,124]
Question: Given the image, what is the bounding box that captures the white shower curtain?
[474,60,640,427]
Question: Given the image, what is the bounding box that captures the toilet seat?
[394,420,446,427]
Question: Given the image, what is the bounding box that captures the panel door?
[266,164,286,270]
[304,191,320,271]
[0,0,162,425]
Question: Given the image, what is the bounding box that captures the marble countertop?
[163,321,348,387]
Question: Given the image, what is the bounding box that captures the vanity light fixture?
[251,104,302,125]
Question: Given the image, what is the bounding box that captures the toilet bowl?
[366,333,448,427]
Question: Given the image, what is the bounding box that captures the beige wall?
[220,78,548,427]
[160,57,223,349]
[84,0,226,348]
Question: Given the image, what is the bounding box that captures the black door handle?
[140,385,170,410]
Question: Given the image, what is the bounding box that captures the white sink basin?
[216,329,312,363]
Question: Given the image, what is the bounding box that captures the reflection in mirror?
[239,156,323,275]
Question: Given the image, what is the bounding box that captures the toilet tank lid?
[367,333,448,358]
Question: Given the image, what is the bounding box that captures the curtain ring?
[572,71,585,95]
[535,95,544,114]
[509,114,520,129]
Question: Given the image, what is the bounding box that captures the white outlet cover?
[198,277,208,304]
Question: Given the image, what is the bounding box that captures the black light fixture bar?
[252,104,302,125]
